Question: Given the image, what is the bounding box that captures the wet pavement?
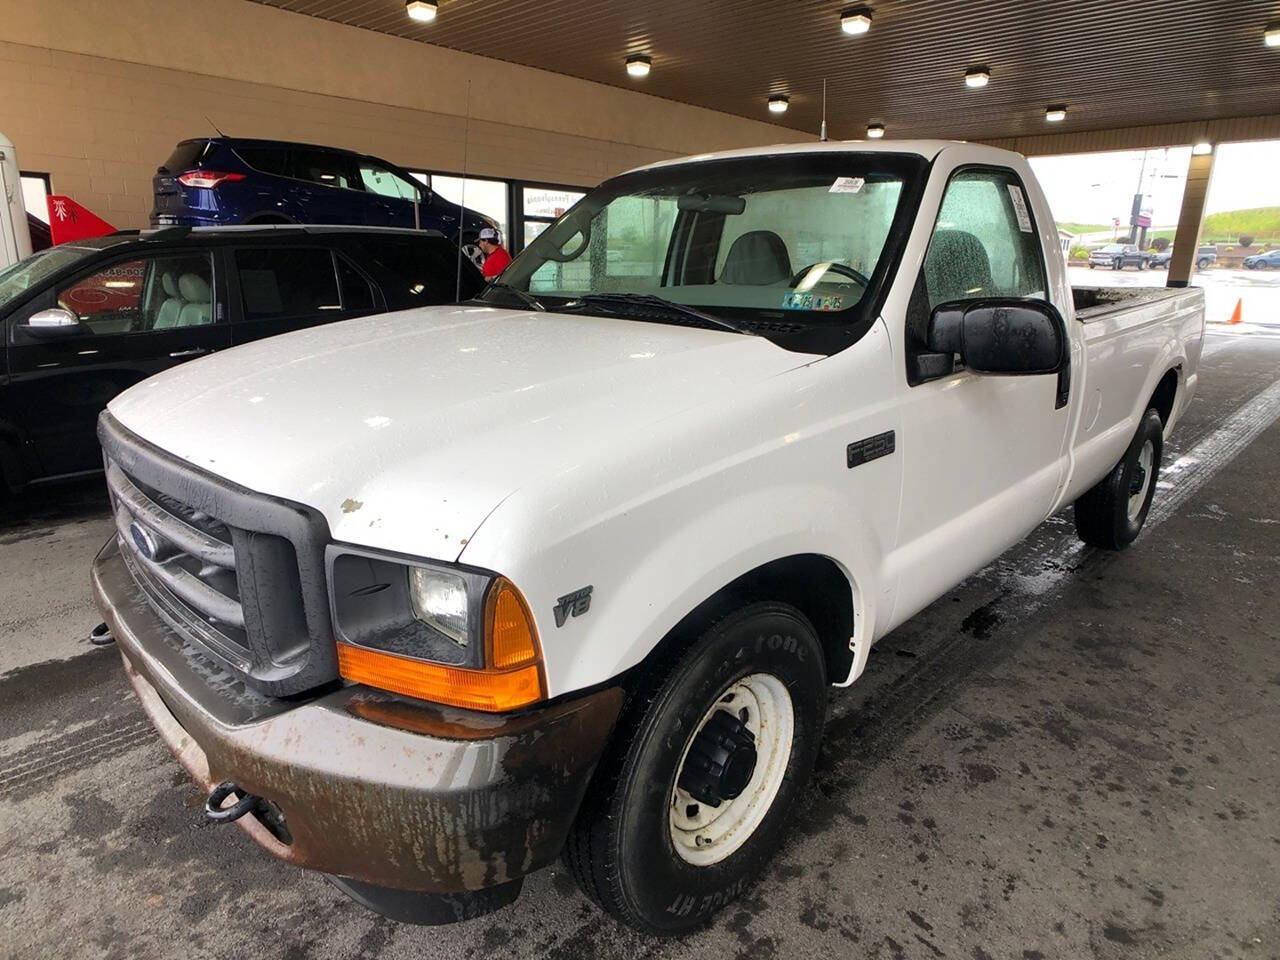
[1,331,1278,959]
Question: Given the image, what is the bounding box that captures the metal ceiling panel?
[247,0,1280,142]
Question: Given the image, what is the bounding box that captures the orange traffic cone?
[1228,299,1243,325]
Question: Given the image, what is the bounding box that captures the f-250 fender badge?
[847,430,896,469]
[553,586,593,628]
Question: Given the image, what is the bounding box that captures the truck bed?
[1072,285,1203,323]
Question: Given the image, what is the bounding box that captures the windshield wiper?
[559,293,755,336]
[482,280,545,312]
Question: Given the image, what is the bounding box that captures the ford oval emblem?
[129,521,158,561]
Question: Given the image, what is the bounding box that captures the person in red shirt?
[477,227,512,279]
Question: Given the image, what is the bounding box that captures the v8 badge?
[553,586,593,628]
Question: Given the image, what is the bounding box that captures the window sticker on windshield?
[829,177,865,194]
[782,292,844,311]
[1007,184,1033,232]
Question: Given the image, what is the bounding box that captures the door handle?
[169,347,213,358]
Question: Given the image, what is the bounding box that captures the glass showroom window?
[520,185,585,250]
[429,175,510,245]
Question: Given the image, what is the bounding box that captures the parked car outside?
[1243,249,1280,269]
[1087,243,1151,270]
[1150,245,1219,270]
[0,225,482,491]
[151,139,496,268]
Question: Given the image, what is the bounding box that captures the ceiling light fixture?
[1045,105,1067,122]
[405,0,437,23]
[1192,141,1213,156]
[964,67,990,88]
[866,122,885,139]
[841,8,872,35]
[768,95,790,114]
[626,54,651,78]
[1266,23,1280,47]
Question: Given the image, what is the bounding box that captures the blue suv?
[151,138,495,265]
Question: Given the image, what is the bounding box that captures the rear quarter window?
[236,148,291,177]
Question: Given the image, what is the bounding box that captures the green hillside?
[1200,207,1280,241]
[1056,222,1111,235]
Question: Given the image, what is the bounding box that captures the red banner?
[46,195,116,245]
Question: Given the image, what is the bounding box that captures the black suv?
[0,226,482,491]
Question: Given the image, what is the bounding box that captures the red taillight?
[177,170,246,188]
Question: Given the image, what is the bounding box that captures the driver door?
[7,250,229,477]
[888,163,1072,626]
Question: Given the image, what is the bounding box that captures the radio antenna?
[819,79,828,142]
[205,114,227,137]
[455,80,472,302]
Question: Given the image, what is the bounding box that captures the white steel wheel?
[668,673,795,867]
[1128,438,1155,522]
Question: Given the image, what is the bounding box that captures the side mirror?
[927,299,1065,375]
[19,307,88,339]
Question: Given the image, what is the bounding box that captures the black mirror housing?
[927,299,1065,376]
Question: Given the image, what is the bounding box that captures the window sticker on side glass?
[1007,184,1033,232]
[782,292,844,311]
[829,177,865,194]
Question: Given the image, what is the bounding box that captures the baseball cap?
[478,227,500,243]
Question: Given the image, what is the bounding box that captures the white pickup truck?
[92,140,1203,934]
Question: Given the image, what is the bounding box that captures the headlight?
[408,566,469,646]
[327,547,544,712]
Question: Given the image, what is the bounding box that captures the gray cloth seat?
[153,273,184,329]
[924,229,995,304]
[720,230,792,285]
[176,273,212,327]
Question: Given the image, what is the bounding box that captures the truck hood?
[107,305,814,560]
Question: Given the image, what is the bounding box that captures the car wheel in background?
[459,233,485,271]
[1197,258,1211,270]
[1073,408,1164,550]
[1138,260,1148,270]
[564,602,827,934]
[1113,259,1123,270]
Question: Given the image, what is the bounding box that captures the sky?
[1029,140,1280,229]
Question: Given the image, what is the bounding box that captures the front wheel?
[564,602,827,934]
[1197,258,1211,270]
[1113,259,1124,270]
[1074,408,1164,550]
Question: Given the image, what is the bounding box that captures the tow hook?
[205,781,264,824]
[89,622,115,646]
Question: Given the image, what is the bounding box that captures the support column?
[1166,147,1216,288]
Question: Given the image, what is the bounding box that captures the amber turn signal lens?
[487,578,540,669]
[337,576,546,713]
[337,643,544,713]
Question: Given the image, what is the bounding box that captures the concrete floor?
[1,330,1278,959]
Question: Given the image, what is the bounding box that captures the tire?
[1197,258,1210,270]
[563,602,827,935]
[1113,259,1123,270]
[1138,260,1148,271]
[1088,263,1096,270]
[1074,408,1164,550]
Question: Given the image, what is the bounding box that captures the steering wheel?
[788,262,869,288]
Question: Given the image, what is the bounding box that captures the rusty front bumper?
[92,539,622,895]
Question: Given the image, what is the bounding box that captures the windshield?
[0,246,102,313]
[487,152,926,352]
[1098,244,1125,252]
